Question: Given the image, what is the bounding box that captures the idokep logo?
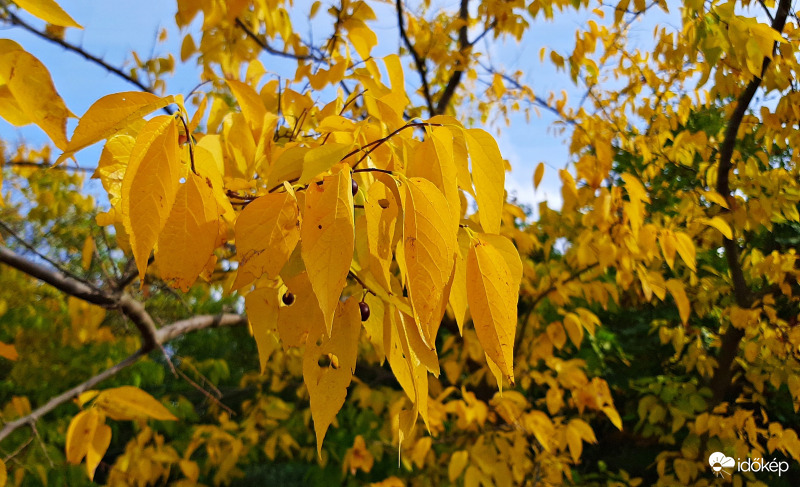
[708,452,790,478]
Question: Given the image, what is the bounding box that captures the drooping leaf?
[402,177,456,346]
[120,115,181,282]
[466,235,519,384]
[86,422,111,480]
[232,191,300,290]
[301,165,354,336]
[93,386,178,421]
[155,169,221,291]
[364,179,400,291]
[464,128,505,234]
[303,298,360,455]
[0,50,71,150]
[65,409,100,465]
[277,271,321,349]
[245,286,281,372]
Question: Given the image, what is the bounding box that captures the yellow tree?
[1,0,800,485]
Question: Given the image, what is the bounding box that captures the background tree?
[2,0,800,486]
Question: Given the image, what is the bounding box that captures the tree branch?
[0,311,247,443]
[3,161,95,173]
[708,0,791,406]
[435,0,470,115]
[396,0,435,115]
[234,17,316,61]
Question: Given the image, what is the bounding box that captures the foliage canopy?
[1,0,800,485]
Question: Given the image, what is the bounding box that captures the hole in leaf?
[179,177,186,184]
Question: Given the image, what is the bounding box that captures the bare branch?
[395,0,435,115]
[234,17,316,61]
[3,161,96,173]
[435,0,470,115]
[0,349,146,443]
[0,311,247,443]
[709,0,791,406]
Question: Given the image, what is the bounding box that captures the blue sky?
[0,0,675,213]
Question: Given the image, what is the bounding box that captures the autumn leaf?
[12,0,82,28]
[402,177,456,346]
[303,298,360,455]
[464,128,505,234]
[232,191,300,290]
[65,409,101,465]
[301,165,354,336]
[534,162,545,190]
[155,169,221,291]
[277,271,321,349]
[0,49,71,150]
[93,386,178,421]
[57,92,173,164]
[85,422,111,479]
[466,235,520,384]
[364,178,400,292]
[120,115,181,282]
[245,286,281,372]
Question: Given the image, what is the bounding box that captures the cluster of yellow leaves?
[25,33,520,461]
[66,386,177,479]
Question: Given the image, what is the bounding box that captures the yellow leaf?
[621,173,648,233]
[277,271,320,348]
[523,410,555,452]
[299,143,352,186]
[245,287,281,372]
[403,177,456,345]
[81,235,94,271]
[699,217,733,239]
[86,422,111,480]
[13,0,82,28]
[58,92,173,165]
[365,179,400,291]
[533,162,545,190]
[301,166,354,336]
[674,232,696,272]
[93,134,135,207]
[665,279,691,325]
[362,293,386,362]
[348,23,377,60]
[448,450,469,482]
[0,86,32,126]
[0,50,71,150]
[121,115,181,283]
[94,386,178,421]
[466,235,518,384]
[464,129,505,234]
[179,459,200,482]
[563,313,584,348]
[0,457,6,487]
[156,170,221,291]
[566,422,583,463]
[304,298,361,455]
[0,341,18,361]
[66,409,100,464]
[399,309,440,376]
[448,229,471,333]
[408,127,460,234]
[226,79,267,139]
[232,192,300,290]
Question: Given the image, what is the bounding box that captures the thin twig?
[234,17,316,61]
